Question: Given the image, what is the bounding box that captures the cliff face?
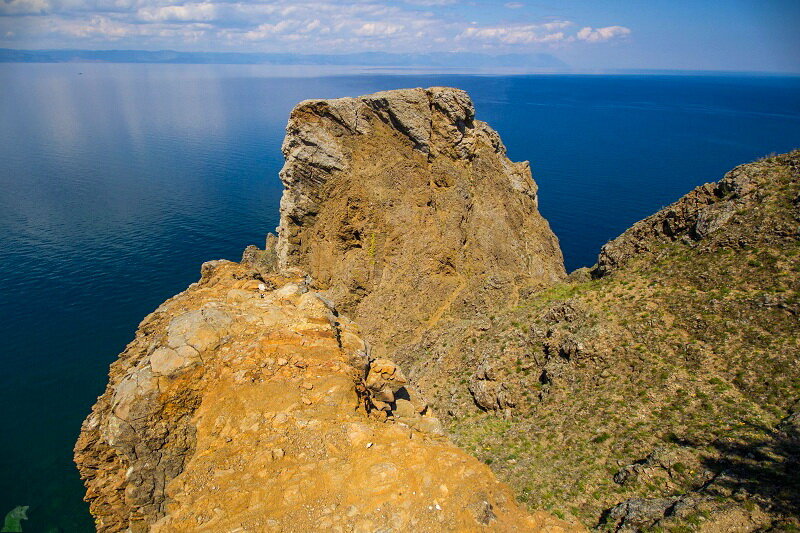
[75,82,798,532]
[75,88,577,532]
[274,87,565,359]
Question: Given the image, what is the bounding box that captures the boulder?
[365,358,407,409]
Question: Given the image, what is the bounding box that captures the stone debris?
[364,358,407,410]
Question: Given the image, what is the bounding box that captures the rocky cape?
[76,87,800,532]
[75,87,576,532]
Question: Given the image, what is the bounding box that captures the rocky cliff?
[273,87,565,360]
[75,88,577,532]
[75,261,579,532]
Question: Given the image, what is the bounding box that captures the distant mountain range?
[0,48,568,69]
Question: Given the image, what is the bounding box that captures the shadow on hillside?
[700,420,800,517]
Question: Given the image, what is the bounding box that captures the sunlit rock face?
[74,261,578,532]
[74,88,582,533]
[274,87,566,361]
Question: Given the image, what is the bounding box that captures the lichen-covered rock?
[602,497,679,531]
[469,379,511,411]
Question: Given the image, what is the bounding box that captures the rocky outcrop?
[469,364,515,412]
[273,87,565,359]
[75,87,584,532]
[595,152,799,276]
[79,86,800,532]
[75,260,579,532]
[410,150,799,529]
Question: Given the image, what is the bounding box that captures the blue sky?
[1,0,798,72]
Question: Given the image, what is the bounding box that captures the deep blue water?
[1,63,798,531]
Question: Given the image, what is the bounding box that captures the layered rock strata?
[273,87,565,359]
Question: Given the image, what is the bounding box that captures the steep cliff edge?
[273,87,565,361]
[76,81,798,532]
[75,88,578,532]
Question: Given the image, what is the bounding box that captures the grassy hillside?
[426,151,799,530]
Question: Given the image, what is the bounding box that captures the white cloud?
[137,3,217,23]
[60,15,132,38]
[541,20,572,31]
[301,19,321,33]
[1,0,631,54]
[458,23,568,45]
[403,0,456,5]
[0,0,50,16]
[576,25,631,43]
[504,2,523,8]
[242,20,296,41]
[353,21,404,37]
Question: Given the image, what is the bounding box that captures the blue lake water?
[1,63,799,531]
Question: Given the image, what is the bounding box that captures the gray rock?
[393,398,417,418]
[414,416,445,436]
[469,380,504,411]
[542,300,581,323]
[694,202,737,238]
[603,497,677,531]
[363,88,432,152]
[557,336,584,360]
[150,345,200,376]
[166,308,232,353]
[240,244,277,273]
[429,86,474,125]
[200,259,231,280]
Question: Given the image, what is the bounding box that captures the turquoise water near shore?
[1,64,799,530]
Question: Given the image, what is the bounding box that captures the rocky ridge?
[75,87,579,532]
[76,82,799,532]
[74,260,577,532]
[425,151,800,530]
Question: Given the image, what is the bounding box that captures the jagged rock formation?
[273,87,565,360]
[75,88,580,533]
[75,261,578,532]
[423,150,800,530]
[594,155,777,277]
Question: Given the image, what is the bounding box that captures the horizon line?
[1,48,798,76]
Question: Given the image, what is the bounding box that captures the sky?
[0,0,798,72]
